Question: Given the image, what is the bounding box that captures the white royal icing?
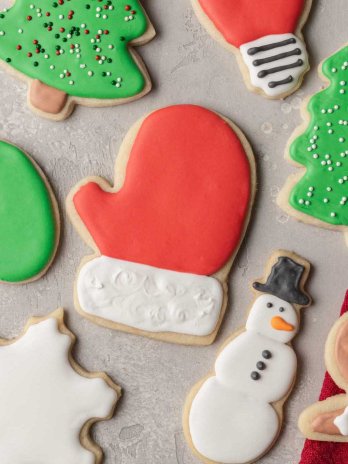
[77,255,224,336]
[334,406,348,436]
[0,318,117,464]
[189,294,298,463]
[246,294,298,344]
[189,379,279,464]
[215,331,297,403]
[240,33,308,97]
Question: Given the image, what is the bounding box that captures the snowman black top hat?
[253,256,310,306]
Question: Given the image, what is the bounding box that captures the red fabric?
[299,291,348,464]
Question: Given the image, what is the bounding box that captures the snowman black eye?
[279,307,285,312]
[266,303,273,308]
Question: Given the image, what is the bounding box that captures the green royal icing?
[289,45,348,227]
[0,0,148,99]
[0,141,56,282]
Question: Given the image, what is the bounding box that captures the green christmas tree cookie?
[279,44,348,246]
[0,141,59,283]
[0,1,155,120]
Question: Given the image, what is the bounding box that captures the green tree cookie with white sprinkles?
[0,0,155,120]
[279,44,348,246]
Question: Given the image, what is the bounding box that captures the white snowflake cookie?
[0,309,120,464]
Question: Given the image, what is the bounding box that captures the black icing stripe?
[247,38,296,56]
[268,76,294,88]
[258,59,304,78]
[253,49,302,67]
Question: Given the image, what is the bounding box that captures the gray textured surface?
[0,0,347,463]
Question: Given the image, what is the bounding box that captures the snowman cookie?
[191,0,312,99]
[67,105,256,345]
[0,140,59,283]
[299,309,348,442]
[184,250,311,464]
[0,0,155,120]
[0,309,120,464]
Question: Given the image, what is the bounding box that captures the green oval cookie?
[0,141,57,282]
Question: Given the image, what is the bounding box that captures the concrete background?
[0,0,347,462]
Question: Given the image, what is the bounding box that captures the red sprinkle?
[104,30,109,35]
[95,55,101,60]
[33,39,38,44]
[84,29,89,34]
[125,5,131,11]
[27,52,32,57]
[27,15,32,21]
[16,45,22,50]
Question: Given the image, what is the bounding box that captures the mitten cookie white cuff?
[77,256,223,336]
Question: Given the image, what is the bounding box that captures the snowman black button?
[256,361,266,370]
[262,350,272,359]
[251,371,260,380]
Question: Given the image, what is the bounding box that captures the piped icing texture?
[0,0,148,99]
[240,33,308,97]
[197,0,307,47]
[289,45,348,227]
[77,256,223,336]
[0,141,56,282]
[73,105,252,276]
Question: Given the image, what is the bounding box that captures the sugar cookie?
[191,0,312,99]
[299,304,348,442]
[278,44,348,246]
[0,140,59,283]
[0,1,155,120]
[184,250,311,464]
[0,309,120,464]
[67,105,256,345]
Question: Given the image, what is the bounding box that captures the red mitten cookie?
[192,0,312,98]
[67,105,256,345]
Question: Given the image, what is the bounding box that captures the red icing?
[197,0,307,47]
[73,105,252,275]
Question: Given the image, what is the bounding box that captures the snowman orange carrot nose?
[270,316,295,332]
